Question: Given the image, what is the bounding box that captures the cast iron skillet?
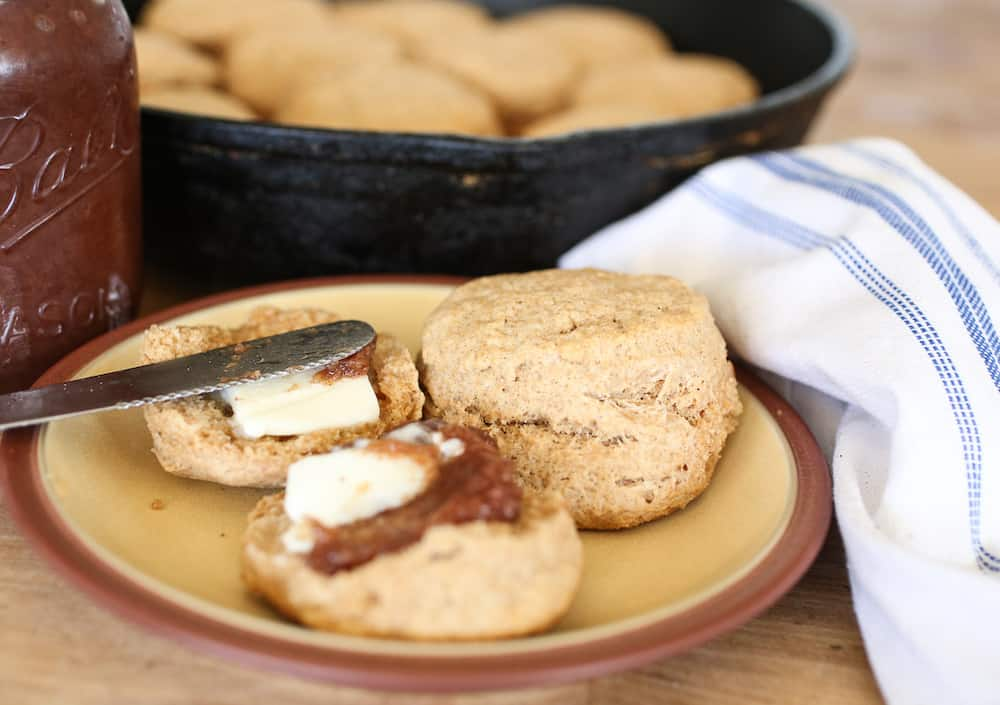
[126,0,853,284]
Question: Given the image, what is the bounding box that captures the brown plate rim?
[0,274,831,693]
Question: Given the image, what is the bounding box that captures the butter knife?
[0,320,376,431]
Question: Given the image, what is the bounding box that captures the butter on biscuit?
[220,343,379,439]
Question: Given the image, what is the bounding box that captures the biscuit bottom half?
[142,307,424,488]
[241,492,582,640]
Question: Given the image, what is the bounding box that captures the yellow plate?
[1,276,831,692]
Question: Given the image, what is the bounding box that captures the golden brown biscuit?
[143,307,424,487]
[329,0,493,50]
[419,269,743,529]
[277,63,502,137]
[224,23,402,115]
[503,4,671,69]
[521,103,677,138]
[412,25,580,126]
[574,55,761,118]
[134,28,219,94]
[242,490,582,639]
[141,87,257,120]
[141,0,332,50]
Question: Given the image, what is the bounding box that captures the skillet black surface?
[125,0,853,284]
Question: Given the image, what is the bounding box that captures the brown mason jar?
[0,0,141,393]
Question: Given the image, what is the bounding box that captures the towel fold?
[560,139,1000,705]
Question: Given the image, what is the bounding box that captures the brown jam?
[305,421,522,575]
[312,341,374,384]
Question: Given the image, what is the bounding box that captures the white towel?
[559,139,1000,705]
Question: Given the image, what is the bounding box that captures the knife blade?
[0,319,376,431]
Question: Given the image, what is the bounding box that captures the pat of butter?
[219,369,379,439]
[284,448,430,537]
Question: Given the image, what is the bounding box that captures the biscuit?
[134,28,220,94]
[521,103,677,138]
[142,307,424,487]
[277,63,502,137]
[242,490,582,639]
[141,0,332,50]
[329,0,493,50]
[503,5,671,69]
[419,269,743,529]
[141,87,257,121]
[412,25,580,126]
[225,24,402,115]
[573,55,761,118]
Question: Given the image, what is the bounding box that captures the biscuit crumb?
[150,499,165,510]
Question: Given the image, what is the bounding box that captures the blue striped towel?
[559,139,1000,705]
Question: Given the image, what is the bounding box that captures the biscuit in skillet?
[573,55,761,118]
[328,0,493,50]
[503,4,672,70]
[411,25,580,127]
[142,87,256,121]
[277,62,502,137]
[520,103,677,138]
[134,28,220,95]
[142,307,423,488]
[419,269,743,529]
[242,484,581,639]
[225,23,402,115]
[141,0,332,50]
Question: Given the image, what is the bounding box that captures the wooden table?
[4,1,996,702]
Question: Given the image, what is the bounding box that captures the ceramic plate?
[0,276,831,692]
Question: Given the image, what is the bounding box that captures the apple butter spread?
[0,0,141,392]
[304,420,522,575]
[312,340,374,383]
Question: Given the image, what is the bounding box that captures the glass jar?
[0,0,141,393]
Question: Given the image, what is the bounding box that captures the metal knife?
[0,320,376,431]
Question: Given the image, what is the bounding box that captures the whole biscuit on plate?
[503,4,672,69]
[141,0,332,50]
[521,103,678,138]
[143,306,423,488]
[420,269,743,530]
[411,25,580,126]
[142,87,257,121]
[225,23,402,115]
[329,0,493,50]
[242,420,583,639]
[277,63,502,137]
[573,55,761,118]
[134,28,219,95]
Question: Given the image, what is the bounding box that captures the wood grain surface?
[3,1,996,702]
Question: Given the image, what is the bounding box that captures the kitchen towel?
[560,138,1000,705]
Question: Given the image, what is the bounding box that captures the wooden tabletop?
[4,1,996,703]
